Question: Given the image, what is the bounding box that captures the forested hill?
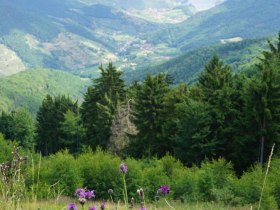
[147,0,280,52]
[0,69,89,114]
[124,34,277,83]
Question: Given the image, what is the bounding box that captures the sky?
[188,0,223,11]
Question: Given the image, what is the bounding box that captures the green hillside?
[124,35,277,83]
[0,69,90,114]
[146,0,280,52]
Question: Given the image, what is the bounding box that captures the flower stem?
[123,174,128,210]
[164,198,175,210]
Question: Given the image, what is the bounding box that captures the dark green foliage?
[173,99,213,165]
[0,109,35,149]
[60,110,85,153]
[36,94,79,155]
[129,73,171,157]
[244,34,280,165]
[81,63,126,149]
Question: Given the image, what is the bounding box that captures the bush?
[197,159,236,203]
[172,166,198,202]
[267,157,280,208]
[0,134,17,163]
[39,151,82,197]
[234,165,263,205]
[76,148,122,200]
[141,159,170,201]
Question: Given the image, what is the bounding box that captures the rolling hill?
[0,69,90,114]
[124,34,277,84]
[146,0,280,52]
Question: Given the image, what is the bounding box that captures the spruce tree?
[129,73,170,157]
[36,94,78,155]
[80,63,125,149]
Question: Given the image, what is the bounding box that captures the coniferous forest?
[1,35,280,209]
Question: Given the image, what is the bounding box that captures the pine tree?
[196,55,235,158]
[246,57,280,165]
[173,99,212,165]
[36,94,78,155]
[80,63,126,149]
[129,73,170,157]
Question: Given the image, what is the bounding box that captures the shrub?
[142,159,170,201]
[197,159,236,203]
[0,134,17,163]
[76,148,122,200]
[267,157,280,208]
[39,150,82,197]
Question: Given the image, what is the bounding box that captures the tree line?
[1,35,280,173]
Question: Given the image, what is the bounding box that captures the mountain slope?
[147,0,280,52]
[0,0,160,76]
[124,34,277,84]
[0,69,90,114]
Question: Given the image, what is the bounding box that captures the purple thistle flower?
[158,185,170,196]
[139,208,147,210]
[101,201,106,210]
[76,188,86,198]
[66,203,78,210]
[75,188,95,199]
[84,190,95,199]
[89,206,97,210]
[119,163,128,174]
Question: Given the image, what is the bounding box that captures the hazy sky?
[188,0,221,11]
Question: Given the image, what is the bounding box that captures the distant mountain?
[0,69,90,114]
[147,0,280,52]
[124,34,277,84]
[0,0,279,81]
[188,0,225,11]
[0,0,161,77]
[77,0,189,9]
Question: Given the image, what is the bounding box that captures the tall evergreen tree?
[173,99,213,165]
[80,63,126,149]
[197,55,235,158]
[246,49,280,165]
[36,94,78,155]
[129,73,171,157]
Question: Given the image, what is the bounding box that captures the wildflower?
[158,185,170,196]
[89,206,97,210]
[84,190,95,199]
[101,201,106,210]
[138,208,147,210]
[76,188,85,198]
[66,203,78,210]
[119,162,128,174]
[75,188,95,199]
[79,197,86,206]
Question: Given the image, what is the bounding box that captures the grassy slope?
[124,34,277,84]
[0,69,90,114]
